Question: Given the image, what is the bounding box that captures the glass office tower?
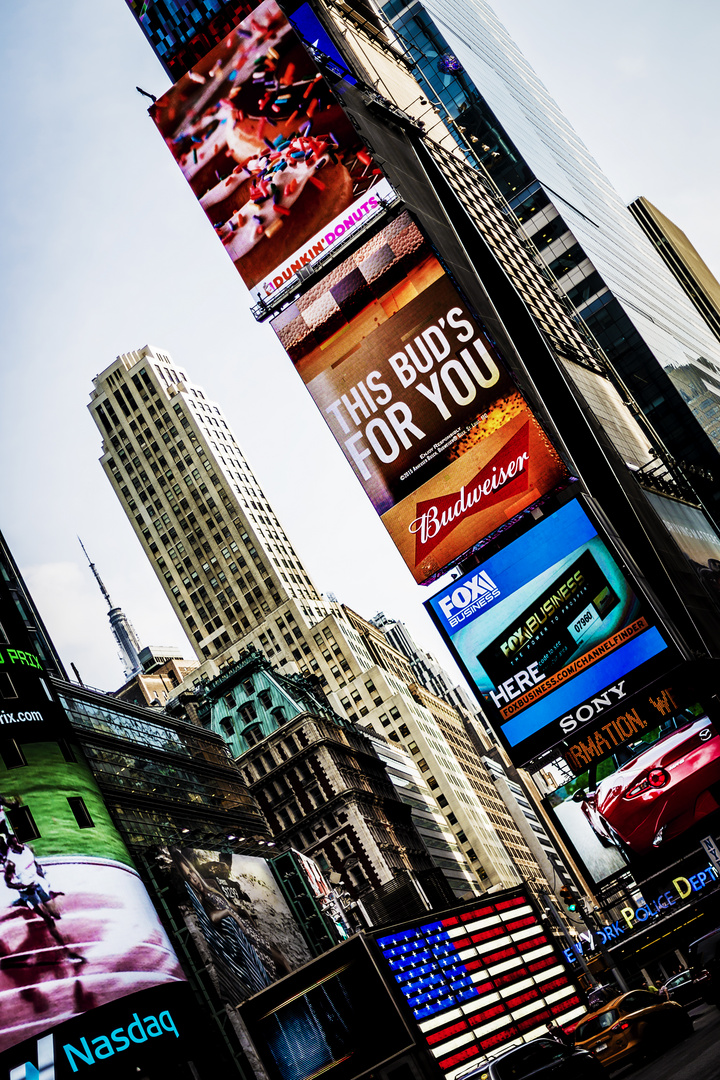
[378,0,720,507]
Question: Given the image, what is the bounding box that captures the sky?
[1,0,718,692]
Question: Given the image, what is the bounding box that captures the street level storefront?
[564,850,720,984]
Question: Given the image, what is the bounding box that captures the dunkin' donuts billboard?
[150,0,386,295]
[271,212,568,582]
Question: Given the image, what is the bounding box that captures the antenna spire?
[78,536,113,609]
[78,538,143,680]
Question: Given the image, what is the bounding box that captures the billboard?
[0,984,202,1080]
[0,638,67,741]
[151,0,386,296]
[126,0,257,78]
[0,738,187,1057]
[272,211,568,582]
[373,891,583,1080]
[239,935,414,1080]
[426,499,675,765]
[544,703,720,886]
[156,847,312,1005]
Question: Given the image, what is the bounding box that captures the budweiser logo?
[409,422,530,561]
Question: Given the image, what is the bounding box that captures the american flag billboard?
[373,891,584,1080]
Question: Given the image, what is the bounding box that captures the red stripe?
[438,1045,480,1070]
[425,1020,468,1046]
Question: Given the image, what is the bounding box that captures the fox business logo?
[437,570,501,628]
[9,1008,180,1079]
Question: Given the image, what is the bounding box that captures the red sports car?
[574,717,720,855]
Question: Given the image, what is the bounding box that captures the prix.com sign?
[562,862,719,962]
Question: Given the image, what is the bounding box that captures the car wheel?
[606,826,634,861]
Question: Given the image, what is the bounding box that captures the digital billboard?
[0,739,187,1057]
[373,891,583,1080]
[0,983,202,1080]
[426,499,675,765]
[0,638,67,741]
[157,846,312,1005]
[239,935,414,1080]
[272,211,568,582]
[544,704,720,886]
[126,0,256,78]
[151,0,386,295]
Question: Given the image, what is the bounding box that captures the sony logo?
[559,680,628,734]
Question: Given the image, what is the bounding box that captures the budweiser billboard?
[271,211,568,581]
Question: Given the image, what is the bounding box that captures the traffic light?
[559,887,578,911]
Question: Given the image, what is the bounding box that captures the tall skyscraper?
[365,0,720,506]
[371,610,485,724]
[90,345,333,667]
[629,196,720,345]
[89,347,562,899]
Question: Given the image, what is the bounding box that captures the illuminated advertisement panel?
[426,499,674,765]
[151,0,386,295]
[0,591,192,1063]
[126,0,256,77]
[544,700,720,886]
[0,738,187,1057]
[373,891,583,1080]
[0,638,66,741]
[287,3,357,84]
[156,846,312,1005]
[272,211,568,582]
[0,984,202,1080]
[239,935,414,1080]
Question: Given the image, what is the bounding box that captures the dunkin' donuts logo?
[409,422,530,562]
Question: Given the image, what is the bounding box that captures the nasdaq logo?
[9,1035,55,1080]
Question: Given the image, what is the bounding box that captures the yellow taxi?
[571,989,692,1068]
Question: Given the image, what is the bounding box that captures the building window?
[0,740,27,770]
[67,797,95,829]
[244,724,264,747]
[9,806,41,842]
[57,740,77,764]
[0,673,18,700]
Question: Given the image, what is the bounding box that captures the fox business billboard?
[426,499,676,765]
[272,211,568,582]
[150,0,388,298]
